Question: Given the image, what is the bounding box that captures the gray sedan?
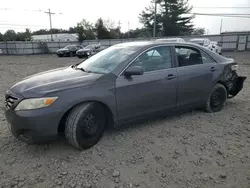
[4,41,246,149]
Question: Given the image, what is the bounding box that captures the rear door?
[174,45,218,107]
[115,46,178,121]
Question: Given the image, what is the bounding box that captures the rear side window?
[175,46,216,67]
[200,51,216,64]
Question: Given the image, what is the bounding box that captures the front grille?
[4,95,18,109]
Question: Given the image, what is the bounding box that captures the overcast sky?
[0,0,250,35]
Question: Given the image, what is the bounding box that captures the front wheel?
[205,83,227,113]
[65,102,106,149]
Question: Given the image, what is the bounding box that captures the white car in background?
[156,38,185,43]
[189,38,222,55]
[189,38,212,48]
[210,41,222,55]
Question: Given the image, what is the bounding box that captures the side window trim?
[118,45,174,77]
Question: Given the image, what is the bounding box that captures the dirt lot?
[0,53,250,188]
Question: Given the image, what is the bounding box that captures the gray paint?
[4,41,246,141]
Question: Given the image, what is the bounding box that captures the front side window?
[77,45,141,74]
[130,46,172,72]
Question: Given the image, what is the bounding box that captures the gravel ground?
[0,53,250,188]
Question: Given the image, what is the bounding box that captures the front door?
[174,46,218,107]
[115,46,178,121]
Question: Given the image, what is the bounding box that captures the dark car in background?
[4,41,246,149]
[57,45,83,57]
[76,44,105,58]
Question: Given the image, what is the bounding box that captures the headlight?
[15,97,58,111]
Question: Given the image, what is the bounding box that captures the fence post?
[32,42,34,54]
[5,42,9,55]
[245,34,249,51]
[236,34,240,52]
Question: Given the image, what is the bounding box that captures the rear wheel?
[65,102,106,149]
[205,83,227,113]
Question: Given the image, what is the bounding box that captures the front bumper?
[4,91,62,143]
[76,52,89,58]
[4,108,61,143]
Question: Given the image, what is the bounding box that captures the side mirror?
[124,66,144,77]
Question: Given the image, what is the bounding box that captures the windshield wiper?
[73,67,92,73]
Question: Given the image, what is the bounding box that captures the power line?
[0,23,46,27]
[187,13,250,18]
[193,6,250,9]
[192,13,250,16]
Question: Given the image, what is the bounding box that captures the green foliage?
[139,0,194,36]
[3,30,17,41]
[192,27,205,35]
[76,19,96,42]
[95,18,110,39]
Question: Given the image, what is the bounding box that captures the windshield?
[77,45,141,74]
[64,45,75,49]
[158,39,177,42]
[84,44,96,50]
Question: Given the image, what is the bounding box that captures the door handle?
[166,74,176,80]
[210,67,217,72]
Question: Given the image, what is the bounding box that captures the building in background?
[221,31,250,35]
[32,33,78,42]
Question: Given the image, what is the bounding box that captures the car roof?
[156,38,182,40]
[113,41,200,48]
[190,38,209,41]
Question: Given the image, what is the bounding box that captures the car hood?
[10,66,102,98]
[57,48,69,52]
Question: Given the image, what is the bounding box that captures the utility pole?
[118,20,121,39]
[220,18,223,34]
[44,9,55,41]
[153,0,157,37]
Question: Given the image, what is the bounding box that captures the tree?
[76,23,85,42]
[76,19,96,42]
[139,0,194,36]
[95,18,110,39]
[122,28,151,38]
[192,27,205,35]
[33,29,49,35]
[68,27,77,33]
[4,30,17,41]
[139,3,163,37]
[0,33,4,41]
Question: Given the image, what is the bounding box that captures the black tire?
[65,102,106,149]
[205,83,227,113]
